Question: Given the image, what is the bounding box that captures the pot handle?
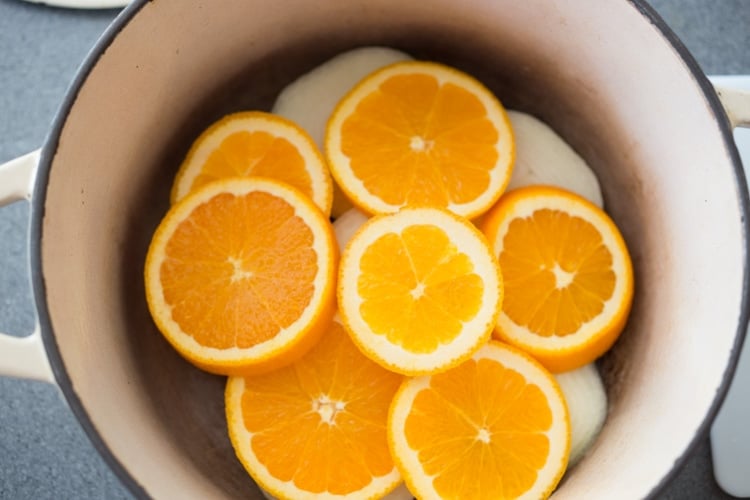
[709,75,750,498]
[711,75,750,128]
[0,150,55,384]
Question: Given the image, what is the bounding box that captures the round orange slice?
[388,340,570,500]
[480,185,634,373]
[338,207,502,376]
[325,61,515,218]
[145,177,337,376]
[225,316,404,499]
[171,111,333,215]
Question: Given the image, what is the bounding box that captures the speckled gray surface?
[0,1,748,499]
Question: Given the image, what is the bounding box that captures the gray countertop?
[0,1,748,498]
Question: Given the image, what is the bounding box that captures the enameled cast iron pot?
[1,0,750,498]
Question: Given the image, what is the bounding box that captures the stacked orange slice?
[389,341,571,499]
[226,317,404,499]
[145,178,337,376]
[337,207,502,376]
[480,185,634,373]
[142,54,636,500]
[325,61,515,218]
[171,111,333,215]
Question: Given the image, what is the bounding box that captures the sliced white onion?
[506,110,604,208]
[332,207,370,253]
[555,363,608,467]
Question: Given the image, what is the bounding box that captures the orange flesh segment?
[340,74,500,207]
[160,191,317,349]
[238,321,402,494]
[190,131,314,201]
[500,209,616,337]
[357,224,484,353]
[403,357,553,498]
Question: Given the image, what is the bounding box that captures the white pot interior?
[37,0,746,498]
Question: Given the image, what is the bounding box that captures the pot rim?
[27,1,750,498]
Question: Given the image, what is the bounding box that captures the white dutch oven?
[1,0,749,498]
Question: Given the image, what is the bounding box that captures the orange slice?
[338,207,502,376]
[480,185,634,373]
[171,111,333,215]
[325,61,515,218]
[225,316,404,499]
[145,177,337,376]
[388,340,570,500]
